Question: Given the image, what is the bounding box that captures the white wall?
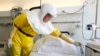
[0,0,84,11]
[52,0,97,43]
[51,0,99,56]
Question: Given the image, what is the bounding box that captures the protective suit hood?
[40,3,57,23]
[26,3,57,35]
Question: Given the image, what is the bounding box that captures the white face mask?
[26,3,57,35]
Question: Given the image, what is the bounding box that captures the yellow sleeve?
[13,12,26,28]
[50,28,61,37]
[50,28,74,44]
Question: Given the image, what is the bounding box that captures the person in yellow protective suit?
[8,3,81,56]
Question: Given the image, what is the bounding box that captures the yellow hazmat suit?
[10,12,73,56]
[10,3,74,56]
[10,12,37,56]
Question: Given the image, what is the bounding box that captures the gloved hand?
[73,41,81,46]
[8,38,12,48]
[60,34,74,44]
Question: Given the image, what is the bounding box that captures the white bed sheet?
[30,36,78,56]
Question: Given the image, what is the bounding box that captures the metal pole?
[94,0,99,39]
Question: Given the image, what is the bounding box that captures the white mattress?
[30,35,78,56]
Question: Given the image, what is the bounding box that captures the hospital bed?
[29,35,78,56]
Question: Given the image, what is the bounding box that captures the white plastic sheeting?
[30,35,78,56]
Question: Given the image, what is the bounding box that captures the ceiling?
[0,0,85,11]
